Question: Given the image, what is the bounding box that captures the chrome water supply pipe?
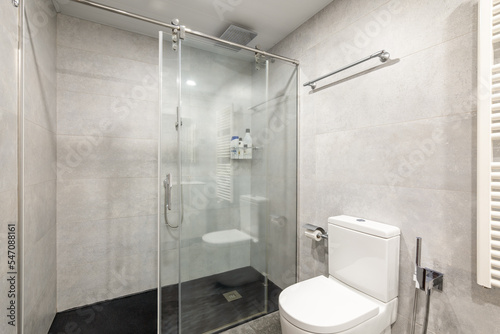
[410,237,422,334]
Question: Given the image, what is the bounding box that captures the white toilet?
[279,215,400,334]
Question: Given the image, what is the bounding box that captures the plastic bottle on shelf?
[238,137,243,159]
[243,144,248,159]
[230,136,239,159]
[242,129,252,159]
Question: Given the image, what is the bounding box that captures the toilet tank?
[239,195,267,241]
[328,215,400,303]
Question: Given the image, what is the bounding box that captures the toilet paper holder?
[303,224,328,240]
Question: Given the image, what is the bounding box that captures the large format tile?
[24,120,56,186]
[314,0,475,67]
[23,226,56,328]
[271,0,389,58]
[57,72,159,102]
[247,312,282,334]
[315,113,475,192]
[57,215,156,266]
[57,45,158,85]
[57,135,157,179]
[24,271,56,334]
[24,48,57,132]
[0,1,18,118]
[299,135,316,180]
[0,110,18,193]
[24,0,57,132]
[314,182,473,270]
[0,189,17,229]
[57,90,158,139]
[57,15,158,65]
[57,250,157,311]
[57,177,157,223]
[24,180,56,246]
[221,312,282,334]
[25,0,57,70]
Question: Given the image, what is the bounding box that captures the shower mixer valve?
[413,237,444,295]
[416,266,444,295]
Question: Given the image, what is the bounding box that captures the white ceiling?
[54,0,333,51]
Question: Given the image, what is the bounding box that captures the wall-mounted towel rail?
[477,0,500,289]
[303,50,390,90]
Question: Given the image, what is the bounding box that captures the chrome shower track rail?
[71,0,300,65]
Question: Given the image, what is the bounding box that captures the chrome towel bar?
[303,50,390,90]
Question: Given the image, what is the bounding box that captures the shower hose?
[410,288,431,334]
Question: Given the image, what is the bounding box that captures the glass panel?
[159,31,181,334]
[160,31,298,334]
[262,59,298,290]
[177,35,297,333]
[178,35,267,333]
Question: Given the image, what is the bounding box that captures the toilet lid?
[202,229,252,244]
[279,276,379,333]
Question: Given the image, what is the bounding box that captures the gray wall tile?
[57,45,158,85]
[57,177,157,224]
[57,90,158,139]
[23,227,56,321]
[57,250,156,310]
[0,110,18,193]
[57,15,158,65]
[22,0,58,333]
[57,72,158,102]
[57,135,157,179]
[57,215,157,309]
[315,114,475,192]
[56,15,160,310]
[24,120,57,186]
[24,180,56,246]
[0,3,18,117]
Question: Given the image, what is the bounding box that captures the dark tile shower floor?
[48,267,281,334]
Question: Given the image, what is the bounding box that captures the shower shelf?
[230,146,261,160]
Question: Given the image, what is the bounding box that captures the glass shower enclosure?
[159,31,298,333]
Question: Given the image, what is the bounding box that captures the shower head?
[216,25,257,51]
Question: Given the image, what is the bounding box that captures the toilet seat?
[279,276,379,334]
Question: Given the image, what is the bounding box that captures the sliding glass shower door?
[159,31,298,334]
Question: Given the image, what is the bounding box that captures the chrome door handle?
[163,173,172,211]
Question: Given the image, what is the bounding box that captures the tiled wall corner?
[22,0,58,333]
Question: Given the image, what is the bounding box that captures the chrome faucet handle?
[424,268,444,294]
[416,266,426,290]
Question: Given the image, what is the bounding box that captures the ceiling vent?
[217,25,257,51]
